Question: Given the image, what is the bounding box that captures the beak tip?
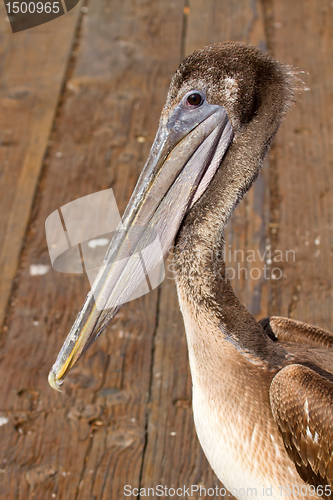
[48,368,63,393]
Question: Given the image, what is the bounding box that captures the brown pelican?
[48,43,333,499]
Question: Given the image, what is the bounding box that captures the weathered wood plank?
[1,1,332,499]
[0,1,185,499]
[184,0,267,55]
[266,0,333,327]
[0,2,82,330]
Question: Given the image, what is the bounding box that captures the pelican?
[48,43,333,499]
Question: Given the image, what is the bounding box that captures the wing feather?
[260,316,333,349]
[270,364,333,497]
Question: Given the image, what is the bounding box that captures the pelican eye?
[186,93,203,107]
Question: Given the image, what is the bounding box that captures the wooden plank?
[1,1,331,499]
[265,0,333,327]
[0,2,82,330]
[0,1,185,499]
[184,0,267,55]
[139,1,269,498]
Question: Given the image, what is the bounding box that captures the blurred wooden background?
[0,0,332,498]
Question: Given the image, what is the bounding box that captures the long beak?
[48,96,233,391]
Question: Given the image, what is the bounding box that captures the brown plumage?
[171,43,333,499]
[270,363,333,491]
[49,42,333,499]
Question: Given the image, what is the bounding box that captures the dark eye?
[186,93,203,107]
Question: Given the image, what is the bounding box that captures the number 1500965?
[6,2,61,14]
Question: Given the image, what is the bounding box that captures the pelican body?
[48,43,333,499]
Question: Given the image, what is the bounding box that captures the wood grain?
[0,0,185,498]
[266,0,333,326]
[0,0,332,499]
[0,1,82,331]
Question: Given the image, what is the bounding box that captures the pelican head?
[48,42,297,391]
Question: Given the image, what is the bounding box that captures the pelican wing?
[270,364,333,495]
[260,316,333,349]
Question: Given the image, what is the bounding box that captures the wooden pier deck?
[0,0,332,498]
